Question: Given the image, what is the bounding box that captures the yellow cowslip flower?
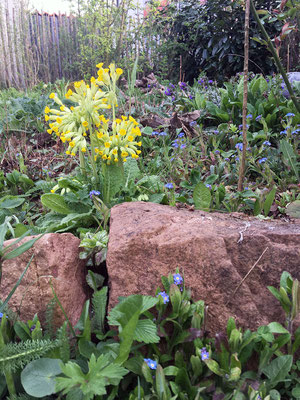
[82,121,89,127]
[70,106,74,111]
[44,106,50,114]
[114,158,118,162]
[115,118,121,124]
[45,115,50,121]
[65,89,73,99]
[128,136,134,142]
[137,141,142,146]
[121,151,128,158]
[102,154,107,160]
[119,129,126,136]
[74,81,81,88]
[66,138,71,142]
[122,115,127,121]
[53,127,58,133]
[49,93,55,99]
[71,152,76,156]
[69,141,75,148]
[49,123,53,128]
[81,147,86,152]
[116,68,123,75]
[56,117,62,124]
[66,150,70,155]
[104,142,111,148]
[60,105,65,111]
[123,158,127,162]
[96,62,103,69]
[107,105,111,109]
[112,148,118,155]
[91,76,96,83]
[61,137,67,143]
[83,133,87,136]
[47,129,52,134]
[99,150,103,155]
[97,132,103,139]
[115,104,118,107]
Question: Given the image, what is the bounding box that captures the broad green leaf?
[21,358,62,398]
[205,359,224,377]
[193,182,211,211]
[41,194,72,214]
[156,365,171,400]
[163,366,179,376]
[267,322,289,334]
[292,385,300,398]
[269,389,281,400]
[263,187,276,216]
[262,355,293,386]
[115,307,140,365]
[0,197,25,209]
[280,140,299,179]
[134,319,159,343]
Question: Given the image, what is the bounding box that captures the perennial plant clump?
[44,63,142,179]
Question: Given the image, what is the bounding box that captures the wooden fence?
[0,0,81,88]
[0,1,147,89]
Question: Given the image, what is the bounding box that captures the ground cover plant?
[0,269,299,399]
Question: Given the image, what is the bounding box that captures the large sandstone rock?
[107,202,300,335]
[1,233,87,327]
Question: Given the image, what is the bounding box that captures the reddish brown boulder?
[107,202,300,334]
[1,233,87,327]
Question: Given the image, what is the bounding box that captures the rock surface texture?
[1,233,87,327]
[107,202,300,334]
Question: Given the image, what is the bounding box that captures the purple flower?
[198,79,204,84]
[263,140,271,146]
[200,348,209,361]
[208,80,213,84]
[225,157,230,162]
[236,156,240,162]
[179,81,187,90]
[235,143,243,151]
[180,144,186,149]
[172,96,176,101]
[157,291,169,304]
[169,83,175,89]
[165,182,174,189]
[215,150,220,155]
[89,190,101,199]
[205,184,212,190]
[213,130,219,135]
[144,358,157,369]
[164,88,172,96]
[189,95,194,100]
[258,157,267,164]
[173,273,183,285]
[246,114,253,119]
[256,115,262,121]
[178,131,185,137]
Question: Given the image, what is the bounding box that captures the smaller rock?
[1,233,88,328]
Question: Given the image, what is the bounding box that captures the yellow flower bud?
[49,93,55,99]
[81,147,86,152]
[44,106,50,114]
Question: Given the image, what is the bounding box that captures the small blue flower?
[205,184,212,190]
[236,156,240,162]
[280,130,287,135]
[238,124,249,130]
[169,83,175,89]
[213,130,219,134]
[215,150,220,155]
[89,190,101,199]
[258,157,267,164]
[170,157,175,162]
[285,112,295,117]
[255,115,262,121]
[235,143,243,151]
[189,95,194,100]
[172,96,176,101]
[179,81,187,90]
[172,141,179,148]
[152,131,159,136]
[180,144,186,149]
[173,273,183,285]
[246,114,253,119]
[200,348,209,361]
[30,325,36,331]
[164,89,172,96]
[198,79,204,84]
[225,157,230,162]
[0,313,8,320]
[144,358,157,370]
[208,80,213,84]
[165,183,174,189]
[263,140,271,146]
[281,83,285,89]
[157,291,169,304]
[177,131,185,137]
[159,131,167,136]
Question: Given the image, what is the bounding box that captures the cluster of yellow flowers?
[44,63,142,164]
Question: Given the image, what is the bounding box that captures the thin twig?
[226,247,269,306]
